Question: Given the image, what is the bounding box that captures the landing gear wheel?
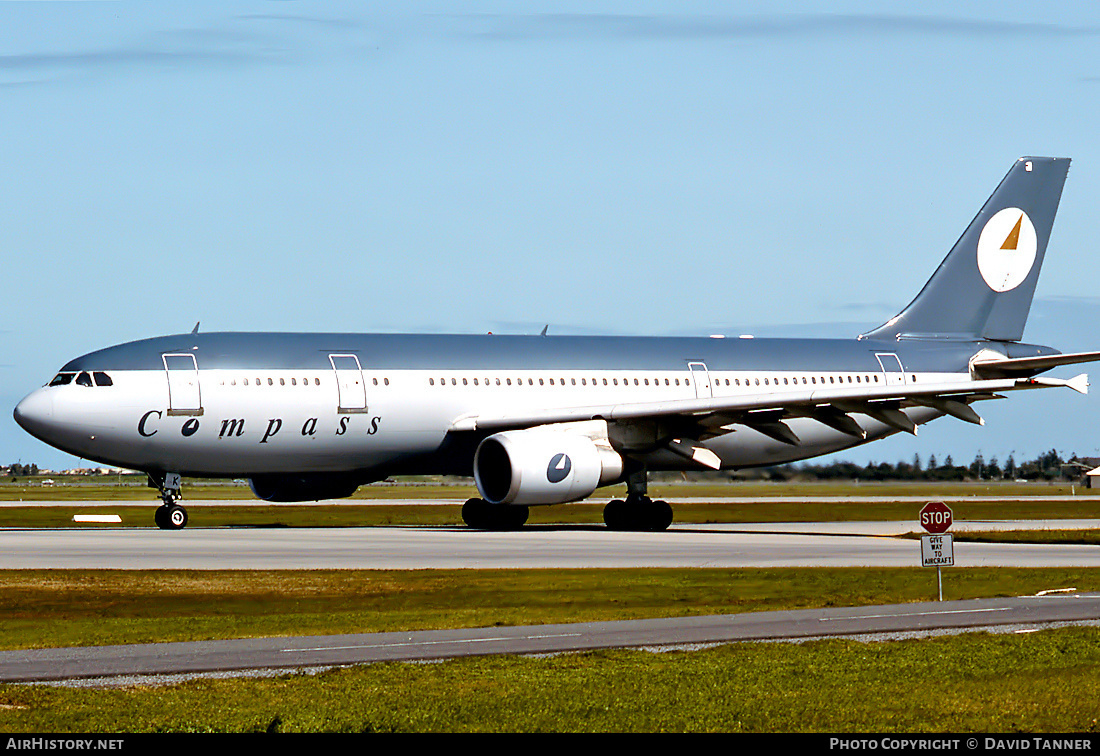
[647,499,673,532]
[603,499,628,530]
[462,498,528,530]
[155,504,188,530]
[462,498,489,529]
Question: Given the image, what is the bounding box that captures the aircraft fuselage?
[14,331,1057,478]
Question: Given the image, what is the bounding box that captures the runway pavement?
[1,518,1098,569]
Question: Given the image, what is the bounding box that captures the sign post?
[919,502,954,601]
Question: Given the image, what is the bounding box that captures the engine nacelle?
[473,430,624,505]
[248,473,360,502]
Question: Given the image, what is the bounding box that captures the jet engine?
[473,429,624,505]
[248,473,361,502]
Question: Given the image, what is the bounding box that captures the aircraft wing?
[450,373,1088,468]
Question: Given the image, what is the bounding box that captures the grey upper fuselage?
[60,331,1056,375]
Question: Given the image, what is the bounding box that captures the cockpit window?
[49,373,75,387]
[92,372,113,387]
[75,372,93,387]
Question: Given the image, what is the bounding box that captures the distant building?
[1065,457,1100,488]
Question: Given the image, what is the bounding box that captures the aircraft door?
[688,362,712,399]
[329,354,368,413]
[875,353,906,386]
[163,354,203,416]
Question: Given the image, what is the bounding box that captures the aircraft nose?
[13,389,55,441]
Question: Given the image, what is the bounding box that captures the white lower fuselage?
[21,358,957,479]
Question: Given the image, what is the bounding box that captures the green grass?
[2,627,1100,732]
[2,568,1099,651]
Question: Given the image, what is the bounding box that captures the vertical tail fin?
[861,157,1070,342]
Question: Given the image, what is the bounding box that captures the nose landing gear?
[148,472,189,530]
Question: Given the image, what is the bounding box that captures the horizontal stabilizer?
[971,350,1100,379]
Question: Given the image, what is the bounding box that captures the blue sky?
[3,1,1100,473]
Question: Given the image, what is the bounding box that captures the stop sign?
[920,502,953,533]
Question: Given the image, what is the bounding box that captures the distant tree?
[969,453,985,480]
[986,456,1002,479]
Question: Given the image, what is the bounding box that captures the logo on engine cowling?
[547,453,572,483]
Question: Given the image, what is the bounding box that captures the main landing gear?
[602,467,673,531]
[462,498,529,530]
[148,472,189,530]
[602,496,673,532]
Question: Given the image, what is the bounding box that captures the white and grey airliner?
[14,157,1100,531]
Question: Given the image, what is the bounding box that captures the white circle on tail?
[976,207,1037,292]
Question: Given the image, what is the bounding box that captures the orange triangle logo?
[1001,214,1024,250]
